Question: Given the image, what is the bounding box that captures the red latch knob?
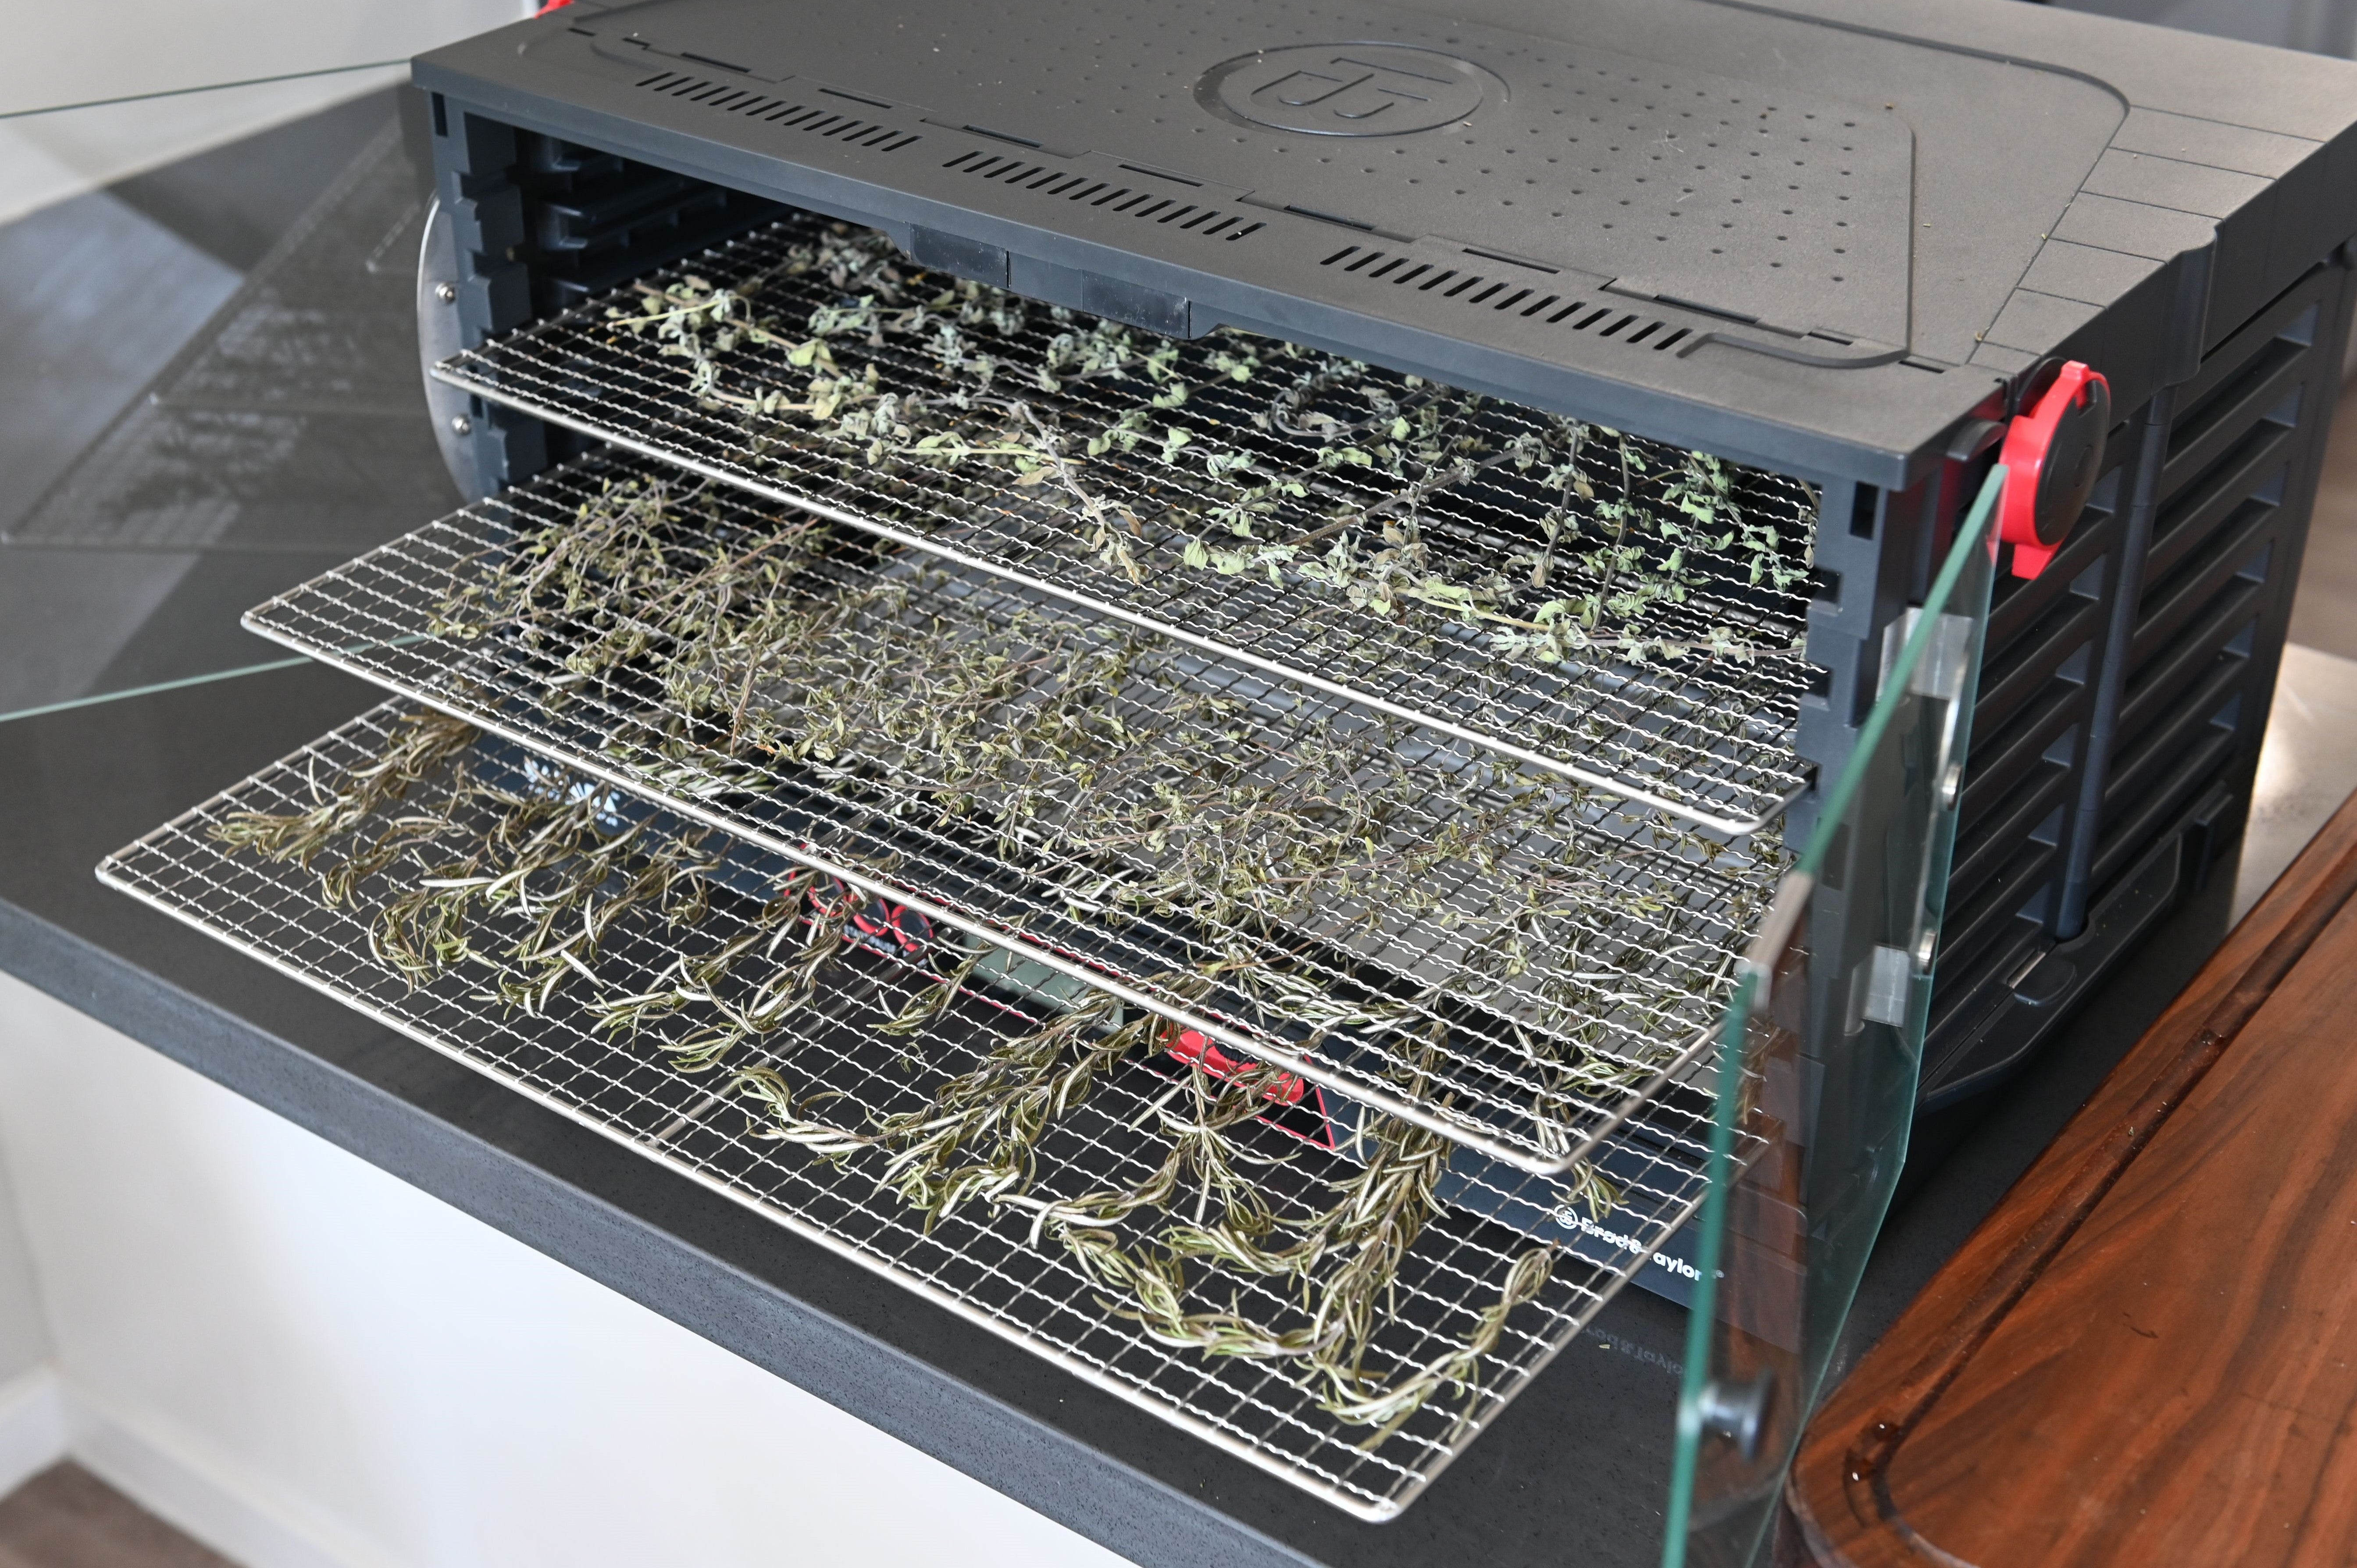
[1997,360,2111,580]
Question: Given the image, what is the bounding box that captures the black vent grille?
[2087,276,2332,893]
[1919,259,2348,1107]
[635,73,922,152]
[1926,467,2118,998]
[941,151,1264,241]
[1319,245,1691,351]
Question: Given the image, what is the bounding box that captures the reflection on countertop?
[2237,642,2357,920]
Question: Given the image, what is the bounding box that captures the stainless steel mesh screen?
[246,454,1781,1174]
[98,703,1739,1520]
[433,217,1818,833]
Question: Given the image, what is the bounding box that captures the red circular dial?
[1997,360,2111,580]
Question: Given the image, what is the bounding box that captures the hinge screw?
[1695,1373,1776,1460]
[434,281,458,303]
[450,415,473,436]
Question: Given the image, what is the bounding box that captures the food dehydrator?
[96,0,2357,1557]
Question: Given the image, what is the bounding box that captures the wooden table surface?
[1792,784,2357,1567]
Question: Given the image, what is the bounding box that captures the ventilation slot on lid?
[1317,246,1690,351]
[634,73,922,151]
[941,150,1263,241]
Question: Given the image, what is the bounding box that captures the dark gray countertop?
[0,86,2344,1568]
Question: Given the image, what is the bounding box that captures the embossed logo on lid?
[1195,44,1497,137]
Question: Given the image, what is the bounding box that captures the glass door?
[1664,463,2008,1567]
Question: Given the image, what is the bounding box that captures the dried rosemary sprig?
[215,721,1605,1445]
[214,709,479,905]
[429,471,1770,1101]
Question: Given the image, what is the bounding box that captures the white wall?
[1,0,530,119]
[0,969,1129,1568]
[0,75,405,232]
[0,997,56,1504]
[0,1144,51,1388]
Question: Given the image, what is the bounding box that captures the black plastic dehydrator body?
[408,0,2357,1133]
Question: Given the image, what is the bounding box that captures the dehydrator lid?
[414,0,2357,486]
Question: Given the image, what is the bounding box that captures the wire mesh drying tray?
[432,214,1819,834]
[96,702,1733,1521]
[246,454,1782,1176]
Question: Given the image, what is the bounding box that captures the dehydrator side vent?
[1923,461,2120,1019]
[2090,267,2342,894]
[943,151,1265,242]
[631,71,924,151]
[1918,254,2354,1111]
[1317,244,1694,352]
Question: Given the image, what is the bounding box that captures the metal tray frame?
[245,454,1782,1174]
[97,703,1737,1521]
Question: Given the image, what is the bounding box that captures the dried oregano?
[592,221,1814,669]
[214,719,1614,1446]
